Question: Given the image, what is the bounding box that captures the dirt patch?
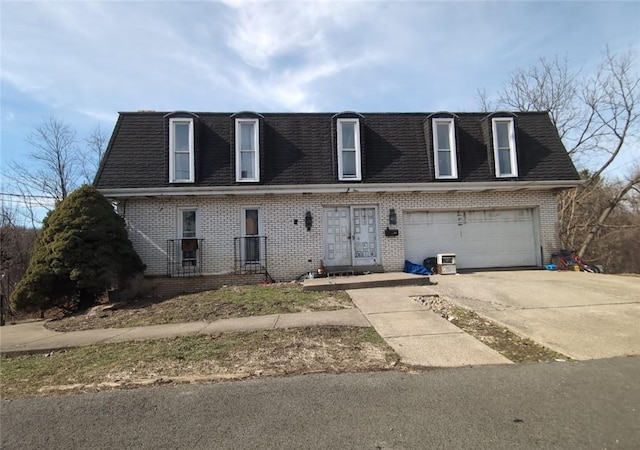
[410,295,571,363]
[45,283,353,332]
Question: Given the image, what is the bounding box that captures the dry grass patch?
[445,306,570,363]
[46,283,352,332]
[411,295,571,363]
[0,326,399,399]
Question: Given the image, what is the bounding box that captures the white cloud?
[217,0,384,110]
[1,0,385,116]
[223,1,335,70]
[1,0,637,119]
[76,109,119,124]
[0,0,637,183]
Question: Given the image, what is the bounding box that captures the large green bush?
[11,185,145,313]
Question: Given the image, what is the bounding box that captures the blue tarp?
[403,260,432,275]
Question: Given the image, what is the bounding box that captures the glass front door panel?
[244,209,260,263]
[181,210,197,266]
[324,207,351,266]
[352,207,377,265]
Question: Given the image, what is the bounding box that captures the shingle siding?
[95,111,580,190]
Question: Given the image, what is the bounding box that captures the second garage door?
[404,209,539,269]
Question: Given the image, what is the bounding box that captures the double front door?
[324,206,379,267]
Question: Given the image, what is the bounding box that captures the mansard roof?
[94,111,580,190]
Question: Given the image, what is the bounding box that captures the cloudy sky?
[1,0,639,187]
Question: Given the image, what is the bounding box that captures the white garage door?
[404,209,538,269]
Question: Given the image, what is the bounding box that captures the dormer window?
[169,118,194,183]
[432,118,458,179]
[492,118,518,177]
[337,118,362,181]
[235,118,260,182]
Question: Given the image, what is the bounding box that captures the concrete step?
[303,272,433,292]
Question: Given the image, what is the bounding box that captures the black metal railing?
[234,236,267,274]
[167,238,204,277]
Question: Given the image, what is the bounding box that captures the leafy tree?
[11,186,145,314]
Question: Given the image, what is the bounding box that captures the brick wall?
[118,190,560,282]
[118,273,267,299]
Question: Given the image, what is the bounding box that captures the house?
[94,110,581,293]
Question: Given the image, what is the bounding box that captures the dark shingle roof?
[94,111,580,189]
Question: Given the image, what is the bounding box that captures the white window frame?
[337,118,362,181]
[235,118,260,182]
[492,118,519,178]
[169,118,195,183]
[432,118,458,179]
[241,206,264,237]
[178,208,199,239]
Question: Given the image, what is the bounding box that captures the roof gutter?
[98,180,583,199]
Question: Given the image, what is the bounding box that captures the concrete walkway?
[347,286,512,367]
[1,283,518,368]
[0,308,369,356]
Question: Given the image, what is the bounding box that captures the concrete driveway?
[427,270,640,360]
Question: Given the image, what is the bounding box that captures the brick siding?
[118,190,560,282]
[119,273,267,299]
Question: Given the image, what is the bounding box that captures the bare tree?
[481,55,584,148]
[81,124,109,184]
[578,169,640,258]
[1,200,37,316]
[580,50,640,183]
[1,117,112,313]
[479,48,640,263]
[3,116,109,225]
[7,117,80,209]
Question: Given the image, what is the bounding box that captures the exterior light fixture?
[305,211,313,231]
[389,208,397,225]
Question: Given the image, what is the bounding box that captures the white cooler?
[437,253,457,275]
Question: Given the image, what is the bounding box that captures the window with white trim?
[235,119,260,182]
[337,118,362,181]
[169,118,194,183]
[492,118,518,177]
[432,118,458,179]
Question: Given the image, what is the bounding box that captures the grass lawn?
[0,326,399,399]
[46,283,352,332]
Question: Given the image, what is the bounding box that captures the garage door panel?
[404,210,537,269]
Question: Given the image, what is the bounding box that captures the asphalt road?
[2,357,639,449]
